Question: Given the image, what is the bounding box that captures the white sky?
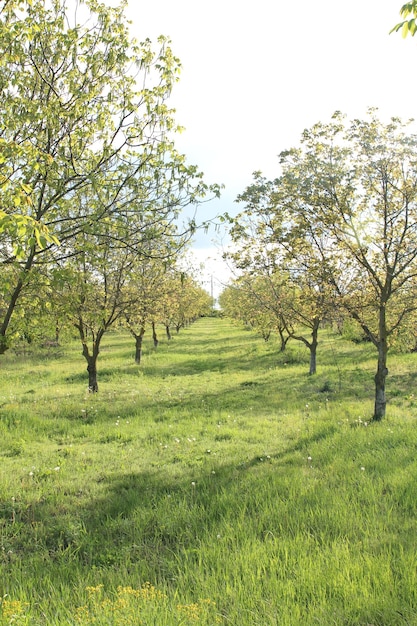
[125,0,416,296]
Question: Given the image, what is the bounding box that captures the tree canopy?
[0,0,218,357]
[226,110,417,420]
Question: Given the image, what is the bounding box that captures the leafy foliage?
[391,1,417,36]
[0,0,218,355]
[226,110,417,419]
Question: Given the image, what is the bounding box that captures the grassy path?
[1,317,417,624]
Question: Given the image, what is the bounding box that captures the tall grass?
[1,318,417,625]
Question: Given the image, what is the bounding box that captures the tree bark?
[309,328,318,375]
[133,327,145,364]
[372,304,389,421]
[152,321,159,347]
[291,318,319,375]
[0,277,25,354]
[165,325,171,340]
[0,248,36,355]
[308,319,319,375]
[75,321,103,393]
[278,326,290,352]
[374,336,388,420]
[374,354,388,420]
[87,356,99,393]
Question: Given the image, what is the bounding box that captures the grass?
[1,318,417,625]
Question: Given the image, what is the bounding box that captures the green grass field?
[1,317,417,625]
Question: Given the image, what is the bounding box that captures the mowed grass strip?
[1,317,417,625]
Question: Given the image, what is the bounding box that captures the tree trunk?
[0,277,25,354]
[134,328,145,364]
[165,325,171,340]
[152,321,159,348]
[75,321,103,393]
[374,345,388,421]
[0,248,36,355]
[0,334,8,355]
[135,337,142,364]
[373,304,389,421]
[87,356,99,393]
[290,323,319,375]
[309,343,317,375]
[278,327,290,352]
[309,319,320,375]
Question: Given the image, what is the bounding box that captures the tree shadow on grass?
[57,361,377,424]
[2,422,337,555]
[4,416,417,625]
[32,424,342,567]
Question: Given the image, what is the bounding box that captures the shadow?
[3,318,417,624]
[4,425,340,565]
[3,410,417,626]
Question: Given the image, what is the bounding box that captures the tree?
[52,143,209,390]
[171,274,211,331]
[278,110,417,420]
[0,0,218,355]
[124,257,173,364]
[155,268,211,341]
[225,173,336,374]
[219,274,290,347]
[54,231,134,392]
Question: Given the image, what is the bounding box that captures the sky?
[124,0,416,297]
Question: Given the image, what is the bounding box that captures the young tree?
[54,232,134,392]
[279,111,417,420]
[124,257,173,364]
[53,147,208,390]
[226,173,336,374]
[219,274,290,347]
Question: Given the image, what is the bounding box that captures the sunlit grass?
[1,318,417,624]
